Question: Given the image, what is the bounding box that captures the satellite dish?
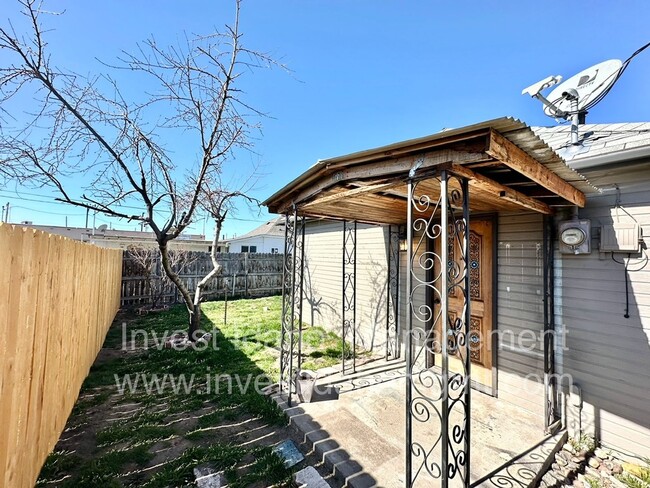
[97,224,108,232]
[522,58,624,145]
[542,59,623,117]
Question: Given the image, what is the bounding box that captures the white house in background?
[225,217,285,253]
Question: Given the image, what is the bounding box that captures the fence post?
[245,252,249,298]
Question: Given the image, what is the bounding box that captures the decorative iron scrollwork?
[342,220,357,374]
[387,225,401,360]
[279,210,305,406]
[406,170,471,488]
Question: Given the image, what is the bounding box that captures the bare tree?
[0,0,276,336]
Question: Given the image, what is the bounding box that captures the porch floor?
[274,358,558,488]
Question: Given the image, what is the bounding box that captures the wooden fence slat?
[0,225,28,487]
[0,223,122,488]
[120,251,284,308]
[25,231,52,483]
[0,225,13,483]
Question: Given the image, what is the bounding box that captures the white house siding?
[555,174,650,458]
[302,220,389,353]
[228,235,284,254]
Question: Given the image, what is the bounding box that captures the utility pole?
[1,205,5,223]
[85,208,89,229]
[4,202,9,223]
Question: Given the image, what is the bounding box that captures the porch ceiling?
[264,117,596,225]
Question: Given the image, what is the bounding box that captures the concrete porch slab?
[273,359,555,488]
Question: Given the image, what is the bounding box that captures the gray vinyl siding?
[398,229,431,369]
[302,214,549,422]
[302,220,389,353]
[555,170,650,457]
[402,212,547,418]
[496,213,546,418]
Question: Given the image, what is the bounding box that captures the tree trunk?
[159,242,197,338]
[191,217,224,334]
[189,303,201,337]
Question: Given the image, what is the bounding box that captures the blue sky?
[2,1,649,238]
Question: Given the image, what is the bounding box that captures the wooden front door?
[432,217,494,391]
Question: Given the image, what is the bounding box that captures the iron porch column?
[405,180,414,487]
[342,220,357,374]
[440,170,450,488]
[386,225,401,360]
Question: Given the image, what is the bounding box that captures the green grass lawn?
[37,295,347,488]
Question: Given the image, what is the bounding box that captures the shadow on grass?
[37,297,294,488]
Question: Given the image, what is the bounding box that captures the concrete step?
[474,430,568,488]
[294,466,330,488]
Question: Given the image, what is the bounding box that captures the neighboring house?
[225,217,285,254]
[21,224,221,252]
[264,117,650,459]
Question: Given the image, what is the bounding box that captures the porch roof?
[264,117,597,225]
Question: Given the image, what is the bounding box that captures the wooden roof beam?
[300,181,404,210]
[486,129,586,207]
[450,164,553,215]
[299,210,397,226]
[325,130,490,169]
[273,149,486,213]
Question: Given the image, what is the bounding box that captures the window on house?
[271,248,279,254]
[241,245,249,252]
[249,246,257,253]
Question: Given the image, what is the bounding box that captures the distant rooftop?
[227,217,285,242]
[25,224,208,241]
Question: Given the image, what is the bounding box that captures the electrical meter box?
[600,222,641,253]
[558,219,591,255]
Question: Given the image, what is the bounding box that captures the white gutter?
[569,145,650,170]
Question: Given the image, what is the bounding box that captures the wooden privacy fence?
[0,223,122,488]
[121,250,284,308]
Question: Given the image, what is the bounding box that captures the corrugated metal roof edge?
[497,123,599,195]
[263,116,599,207]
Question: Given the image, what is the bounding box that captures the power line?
[0,193,269,223]
[10,205,86,217]
[0,188,271,218]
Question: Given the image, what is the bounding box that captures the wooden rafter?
[272,149,486,213]
[301,180,404,210]
[325,129,490,169]
[486,130,586,207]
[450,164,553,215]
